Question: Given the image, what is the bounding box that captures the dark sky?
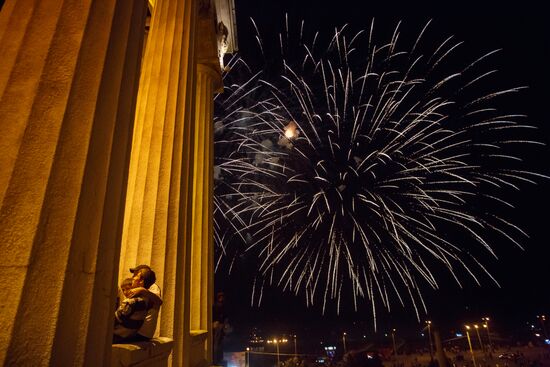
[216,1,550,347]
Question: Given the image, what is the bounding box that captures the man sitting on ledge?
[113,265,162,343]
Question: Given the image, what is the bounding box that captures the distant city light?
[544,339,550,345]
[456,333,463,337]
[324,345,336,358]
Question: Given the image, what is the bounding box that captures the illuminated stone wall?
[0,0,147,365]
[0,0,229,366]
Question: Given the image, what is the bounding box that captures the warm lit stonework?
[0,0,236,365]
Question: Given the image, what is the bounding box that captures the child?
[120,278,133,298]
[115,278,133,310]
[113,278,150,343]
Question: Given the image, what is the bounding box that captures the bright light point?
[284,120,298,139]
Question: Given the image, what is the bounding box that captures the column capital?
[196,0,223,93]
[196,63,222,92]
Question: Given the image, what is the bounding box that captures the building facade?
[0,0,236,365]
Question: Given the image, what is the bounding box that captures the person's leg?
[217,335,224,363]
[113,334,125,344]
[133,334,151,342]
[213,326,222,363]
[113,333,151,344]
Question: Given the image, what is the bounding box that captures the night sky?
[215,1,550,347]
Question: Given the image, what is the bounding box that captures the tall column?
[190,63,219,363]
[120,0,178,282]
[190,64,216,331]
[118,0,198,366]
[190,2,223,365]
[0,0,146,365]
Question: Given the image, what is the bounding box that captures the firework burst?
[214,19,547,324]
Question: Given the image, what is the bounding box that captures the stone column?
[189,63,220,365]
[189,3,223,364]
[119,0,182,282]
[118,0,198,366]
[190,63,217,330]
[0,0,146,365]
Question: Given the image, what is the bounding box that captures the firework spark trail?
[213,19,547,327]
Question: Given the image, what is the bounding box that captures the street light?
[537,315,548,339]
[482,317,492,352]
[465,325,478,367]
[293,334,297,357]
[474,324,484,352]
[267,338,288,366]
[425,321,433,360]
[246,347,250,367]
[275,340,280,366]
[391,329,398,357]
[342,332,347,354]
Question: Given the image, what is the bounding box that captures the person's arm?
[126,287,162,307]
[115,299,134,323]
[115,297,148,329]
[126,287,146,297]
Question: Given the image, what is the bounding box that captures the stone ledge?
[189,330,209,367]
[112,337,174,367]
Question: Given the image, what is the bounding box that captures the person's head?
[216,291,225,304]
[131,266,156,289]
[129,264,151,274]
[120,278,133,298]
